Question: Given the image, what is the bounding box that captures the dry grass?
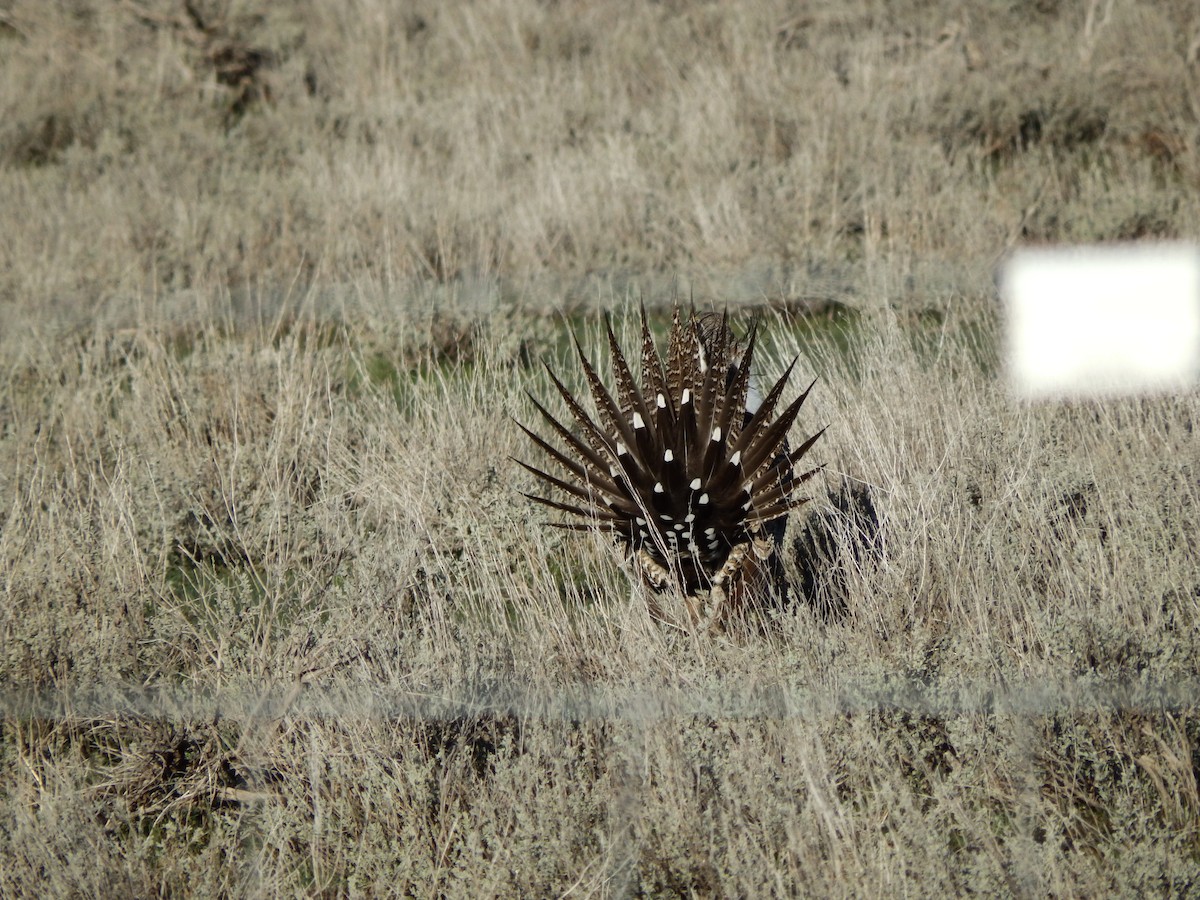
[2,0,1200,896]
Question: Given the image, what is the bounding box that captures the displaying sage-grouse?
[516,307,823,626]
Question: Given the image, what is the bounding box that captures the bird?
[515,305,824,628]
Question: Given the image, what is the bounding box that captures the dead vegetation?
[2,0,1200,895]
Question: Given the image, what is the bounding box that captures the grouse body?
[517,307,823,624]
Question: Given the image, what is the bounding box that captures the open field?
[2,0,1200,895]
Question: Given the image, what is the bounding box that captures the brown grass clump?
[2,0,1200,895]
[2,306,1198,895]
[2,0,1198,323]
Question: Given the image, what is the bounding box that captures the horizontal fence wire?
[3,677,1198,723]
[4,674,1194,897]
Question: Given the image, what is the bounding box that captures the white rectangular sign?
[1003,243,1200,399]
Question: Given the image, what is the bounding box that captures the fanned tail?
[514,305,824,600]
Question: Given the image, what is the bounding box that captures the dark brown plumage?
[516,306,823,625]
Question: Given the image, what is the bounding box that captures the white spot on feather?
[681,388,691,405]
[663,449,674,462]
[690,478,701,490]
[699,493,710,505]
[656,393,666,409]
[653,482,664,494]
[633,412,645,429]
[711,427,722,442]
[730,450,741,466]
